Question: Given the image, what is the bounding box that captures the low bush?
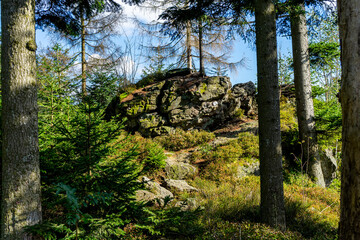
[191,132,259,181]
[112,132,167,175]
[154,129,215,151]
[280,97,298,131]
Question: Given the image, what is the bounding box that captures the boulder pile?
[105,73,257,137]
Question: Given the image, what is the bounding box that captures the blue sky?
[35,3,293,86]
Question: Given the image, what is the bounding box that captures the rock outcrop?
[320,148,338,187]
[135,176,174,204]
[105,74,257,137]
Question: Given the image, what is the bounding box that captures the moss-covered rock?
[105,74,257,137]
[165,162,197,180]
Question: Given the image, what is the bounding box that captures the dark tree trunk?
[1,0,42,239]
[198,18,205,76]
[290,1,325,187]
[186,20,192,70]
[337,0,360,239]
[81,14,87,95]
[255,0,286,230]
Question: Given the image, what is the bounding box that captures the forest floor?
[145,117,340,240]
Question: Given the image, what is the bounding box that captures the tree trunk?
[255,0,286,230]
[1,0,42,239]
[290,2,325,187]
[81,14,87,95]
[186,20,192,70]
[338,0,360,238]
[198,18,205,76]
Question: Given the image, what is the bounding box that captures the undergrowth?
[191,132,259,181]
[186,173,339,240]
[154,128,215,151]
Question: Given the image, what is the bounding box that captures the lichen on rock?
[105,71,257,137]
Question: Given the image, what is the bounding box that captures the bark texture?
[255,0,286,230]
[1,0,42,239]
[198,18,205,76]
[290,2,325,187]
[338,0,360,239]
[186,20,192,70]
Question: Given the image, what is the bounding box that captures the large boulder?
[135,176,174,204]
[165,162,197,180]
[232,82,257,116]
[105,73,257,137]
[163,179,198,193]
[320,148,338,187]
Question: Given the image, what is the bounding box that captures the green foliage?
[33,57,150,238]
[280,98,298,131]
[190,132,259,181]
[154,129,215,151]
[308,10,341,104]
[143,142,167,172]
[189,170,339,240]
[33,101,145,238]
[35,0,122,36]
[309,42,340,67]
[112,133,167,174]
[233,108,245,120]
[137,197,204,238]
[313,92,342,155]
[86,71,120,108]
[284,173,340,239]
[314,98,341,131]
[193,176,261,222]
[136,64,169,89]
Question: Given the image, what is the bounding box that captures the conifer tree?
[337,0,360,238]
[158,0,243,75]
[255,0,286,229]
[289,0,325,187]
[36,0,143,94]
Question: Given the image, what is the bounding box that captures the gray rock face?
[320,148,338,187]
[237,162,260,179]
[175,198,198,211]
[136,177,173,203]
[232,82,257,116]
[164,179,198,192]
[105,75,257,137]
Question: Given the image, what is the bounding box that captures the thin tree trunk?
[186,20,192,70]
[338,0,360,238]
[81,14,87,95]
[1,0,42,239]
[255,0,286,230]
[290,2,325,187]
[198,18,205,76]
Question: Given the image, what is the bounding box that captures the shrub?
[137,197,204,239]
[136,64,169,89]
[111,132,166,175]
[154,129,215,151]
[191,132,259,181]
[280,97,298,131]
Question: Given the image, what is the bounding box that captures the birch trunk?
[1,0,42,239]
[337,0,360,238]
[255,0,286,230]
